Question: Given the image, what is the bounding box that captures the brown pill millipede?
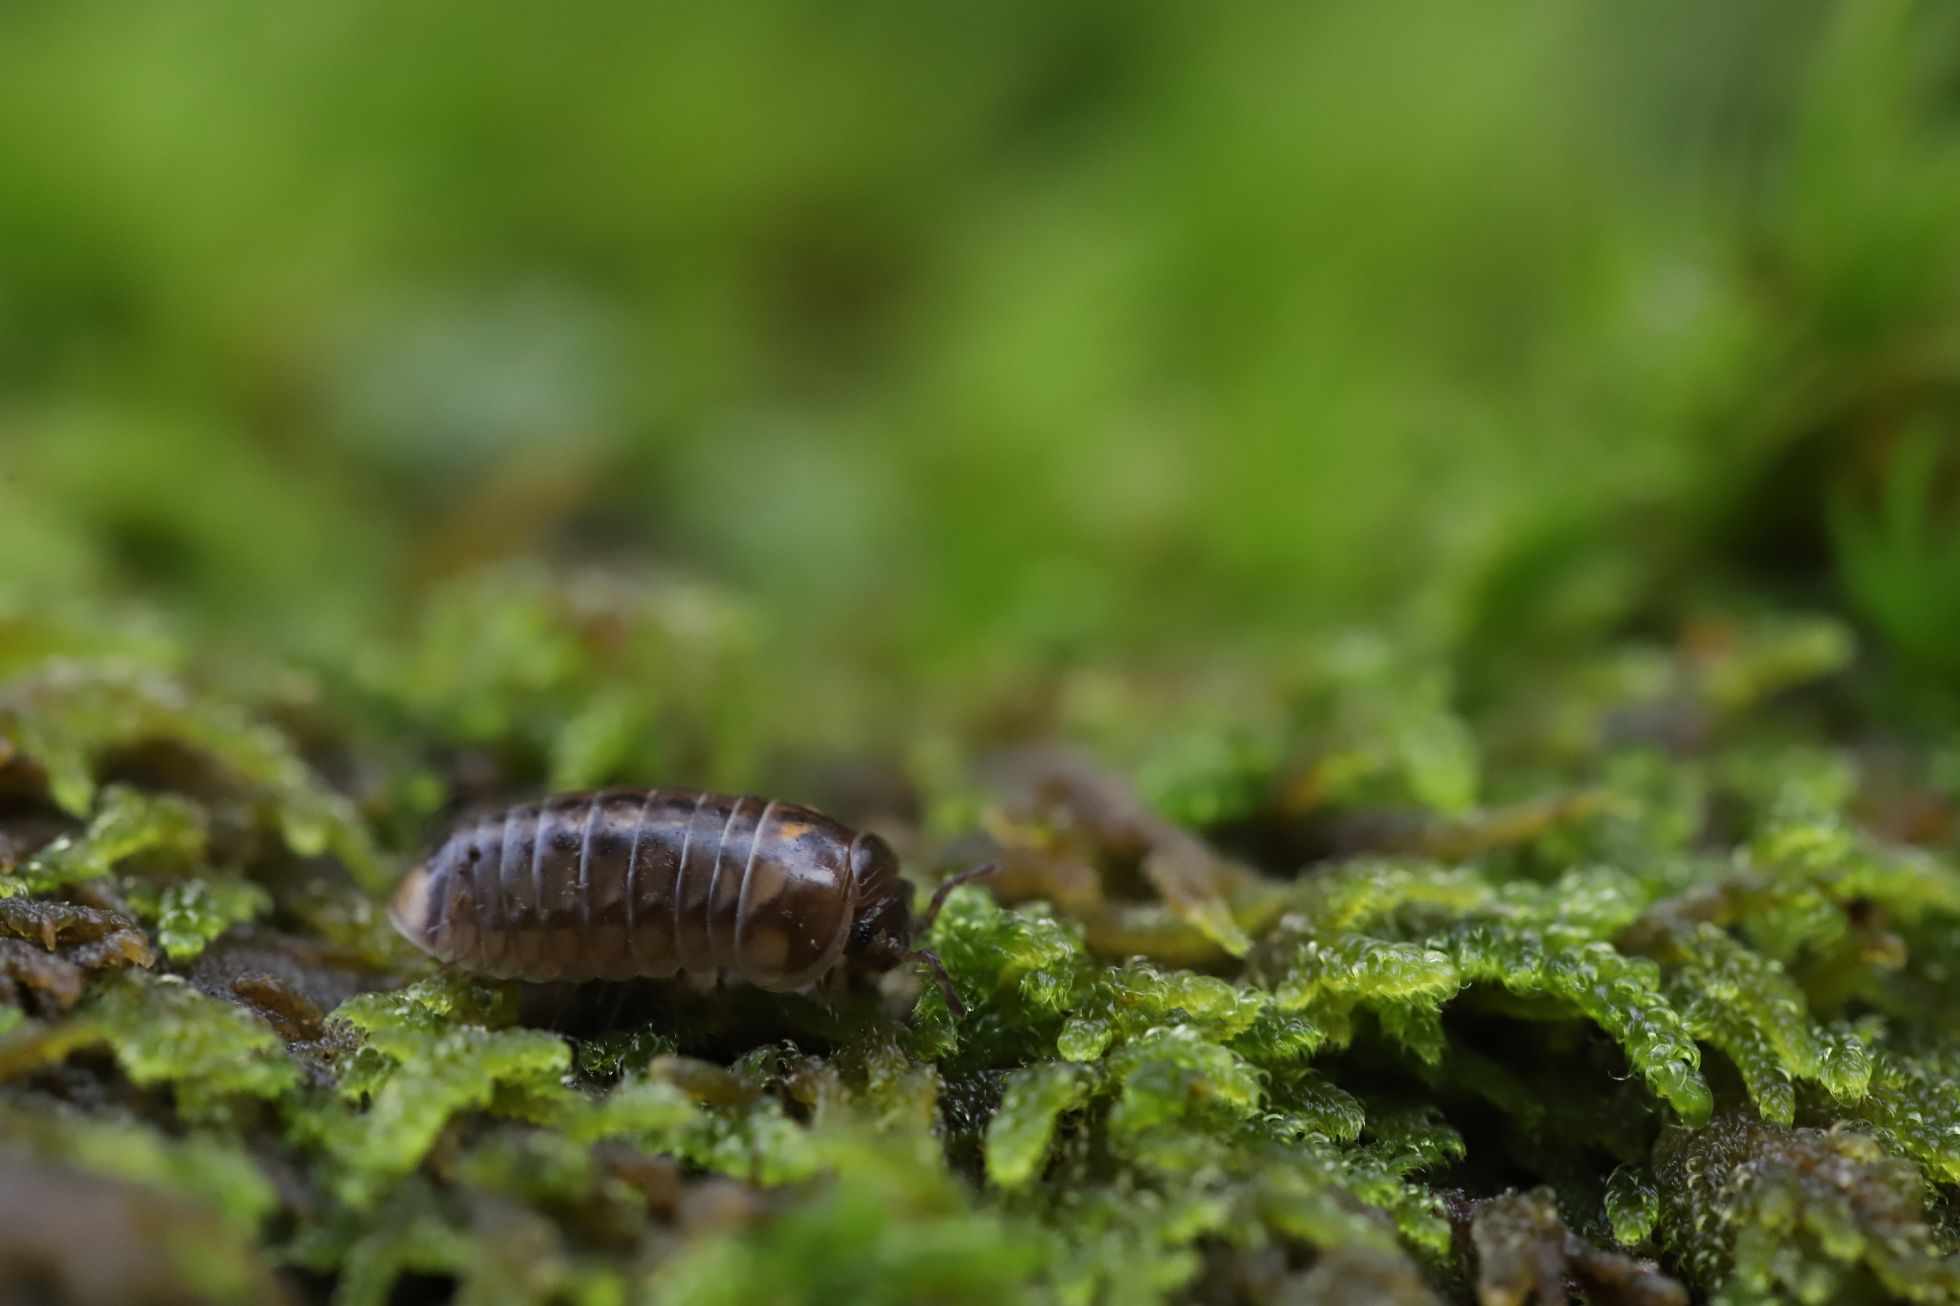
[389,788,986,1014]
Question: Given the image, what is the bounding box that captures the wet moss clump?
[1,587,1958,1306]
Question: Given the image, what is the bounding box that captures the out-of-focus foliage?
[1833,433,1960,683]
[1,1,1959,681]
[4,2,1960,1303]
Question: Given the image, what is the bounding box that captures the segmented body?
[390,789,903,988]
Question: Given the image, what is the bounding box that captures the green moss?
[651,1133,1047,1306]
[287,1180,485,1306]
[985,1063,1094,1189]
[86,971,300,1120]
[124,875,272,961]
[1604,1164,1663,1247]
[367,563,769,796]
[310,979,573,1206]
[1853,1042,1960,1187]
[0,784,205,898]
[1469,1187,1685,1306]
[0,663,380,890]
[1659,925,1838,1126]
[4,592,1960,1303]
[1654,1115,1960,1304]
[1,1105,278,1236]
[573,1026,678,1082]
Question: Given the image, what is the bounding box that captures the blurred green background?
[3,0,1958,691]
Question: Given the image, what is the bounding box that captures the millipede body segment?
[390,788,937,994]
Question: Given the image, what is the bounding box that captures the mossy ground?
[2,593,1959,1305]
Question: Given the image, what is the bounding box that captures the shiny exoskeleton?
[390,789,978,1010]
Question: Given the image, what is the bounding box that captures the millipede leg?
[602,983,631,1033]
[899,946,965,1019]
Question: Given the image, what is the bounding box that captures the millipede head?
[389,862,437,950]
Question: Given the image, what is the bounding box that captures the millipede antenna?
[915,862,997,936]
